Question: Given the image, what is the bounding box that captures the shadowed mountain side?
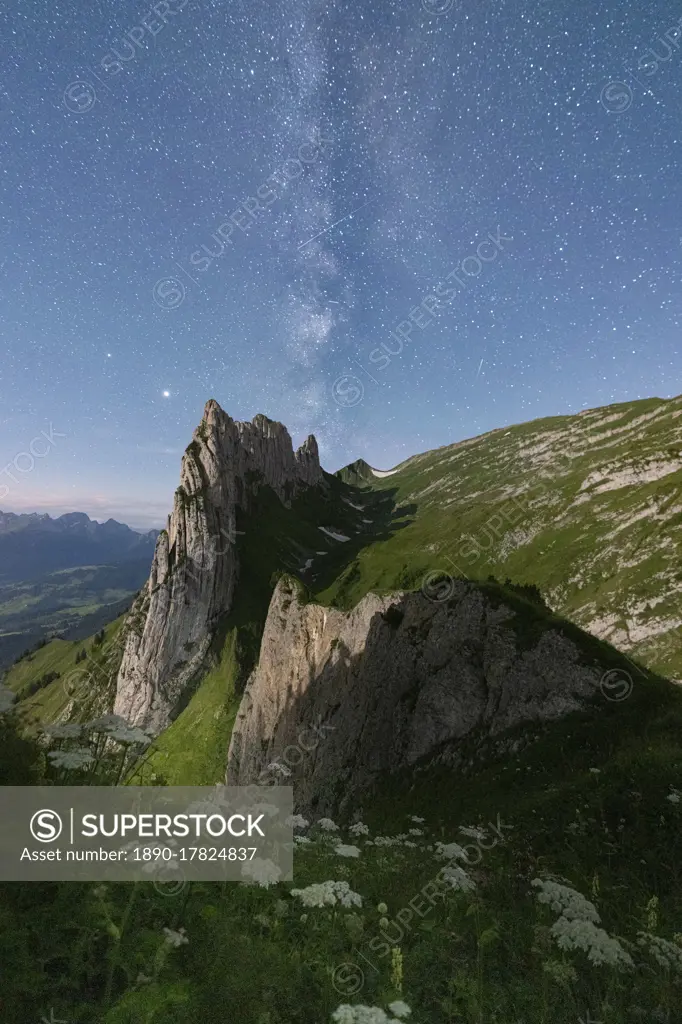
[226,576,664,817]
[296,479,417,595]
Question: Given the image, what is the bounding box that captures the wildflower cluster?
[286,814,310,829]
[162,927,189,948]
[47,749,94,770]
[331,1001,411,1022]
[369,834,409,847]
[531,879,600,922]
[335,844,362,858]
[434,841,469,861]
[291,880,363,908]
[37,712,155,782]
[241,858,282,888]
[440,863,476,893]
[42,722,84,740]
[531,878,633,969]
[637,931,682,972]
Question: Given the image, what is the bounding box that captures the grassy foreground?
[0,654,681,1022]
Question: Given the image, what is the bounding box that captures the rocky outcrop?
[227,577,604,816]
[114,401,322,735]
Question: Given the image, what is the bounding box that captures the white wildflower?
[666,788,681,805]
[318,818,339,831]
[550,916,633,969]
[85,714,129,733]
[47,749,94,770]
[440,864,476,892]
[291,880,362,909]
[589,768,601,775]
[402,840,418,848]
[41,722,83,740]
[387,1001,411,1019]
[241,858,282,888]
[107,725,152,746]
[637,931,682,972]
[531,879,601,923]
[294,835,312,845]
[285,814,309,829]
[162,927,188,948]
[335,844,361,858]
[408,828,424,836]
[459,825,487,841]
[331,1005,398,1023]
[434,841,469,861]
[349,822,370,836]
[410,816,425,823]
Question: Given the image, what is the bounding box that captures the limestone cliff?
[114,401,322,735]
[227,577,604,816]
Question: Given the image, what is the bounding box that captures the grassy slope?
[324,394,682,681]
[3,614,127,733]
[128,624,242,786]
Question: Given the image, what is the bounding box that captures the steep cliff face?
[114,401,322,735]
[227,577,605,816]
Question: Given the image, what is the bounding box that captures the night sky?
[1,0,681,528]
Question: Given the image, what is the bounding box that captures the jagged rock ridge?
[114,400,322,735]
[227,576,604,816]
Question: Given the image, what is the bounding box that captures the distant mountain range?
[0,510,158,669]
[0,510,158,582]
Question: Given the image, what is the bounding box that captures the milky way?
[1,0,681,526]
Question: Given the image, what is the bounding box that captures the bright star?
[163,390,170,397]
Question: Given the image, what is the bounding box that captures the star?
[162,391,171,398]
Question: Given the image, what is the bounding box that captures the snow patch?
[318,527,351,542]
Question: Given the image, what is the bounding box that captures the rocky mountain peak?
[114,402,323,734]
